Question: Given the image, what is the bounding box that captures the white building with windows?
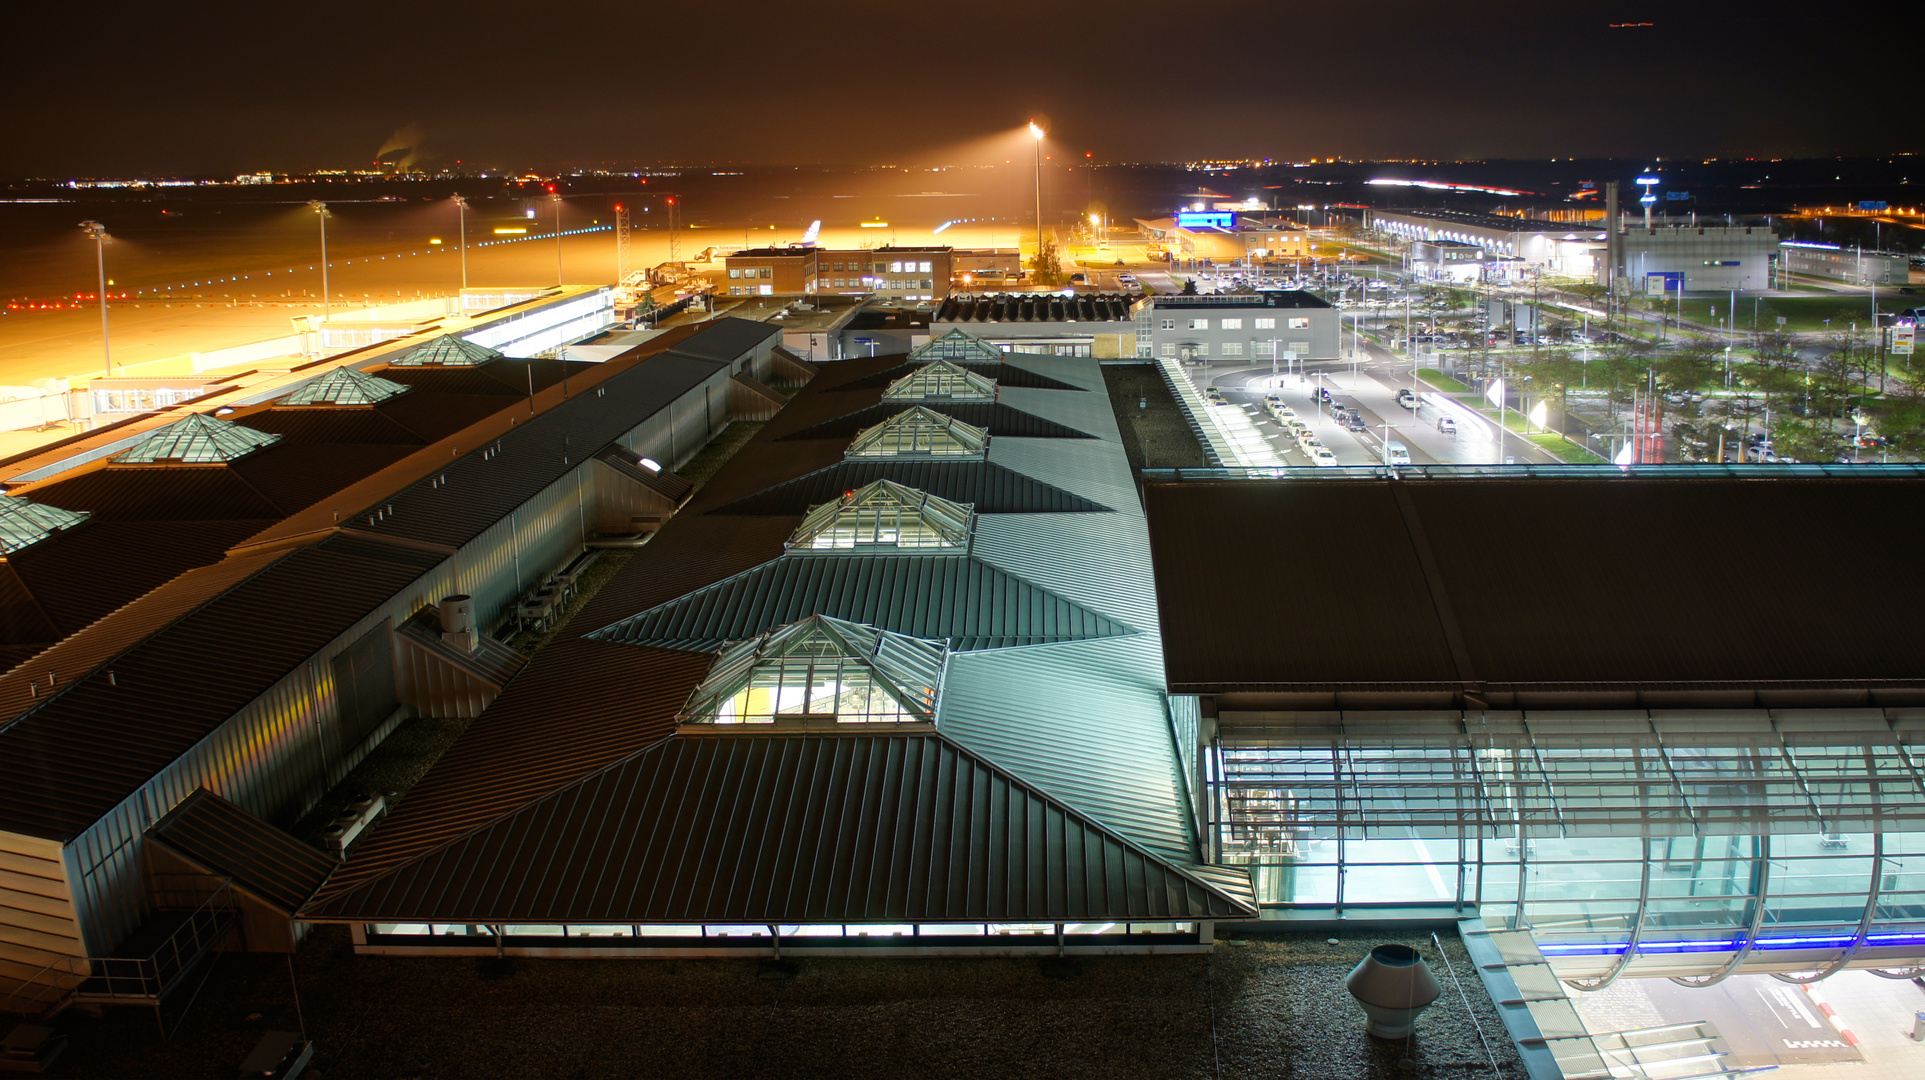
[1133,292,1339,364]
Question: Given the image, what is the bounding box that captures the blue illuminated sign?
[1859,201,1889,211]
[1176,211,1236,229]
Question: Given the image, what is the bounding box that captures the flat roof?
[1146,291,1332,310]
[1145,475,1925,709]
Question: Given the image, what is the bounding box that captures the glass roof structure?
[682,615,946,725]
[786,480,972,551]
[881,359,997,402]
[845,407,989,458]
[386,333,502,367]
[0,495,91,555]
[111,413,281,464]
[910,329,1005,362]
[1209,711,1925,982]
[279,366,412,406]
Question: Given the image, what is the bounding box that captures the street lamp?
[1028,120,1045,279]
[451,194,469,291]
[78,221,112,375]
[307,200,331,322]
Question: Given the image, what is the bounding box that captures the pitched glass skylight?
[845,406,989,458]
[0,495,91,555]
[910,329,1005,362]
[386,333,502,367]
[111,413,281,464]
[681,615,946,725]
[279,366,412,406]
[786,480,972,551]
[880,358,997,401]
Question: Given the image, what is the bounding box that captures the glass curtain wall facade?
[1207,710,1925,982]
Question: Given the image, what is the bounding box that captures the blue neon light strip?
[1536,931,1925,957]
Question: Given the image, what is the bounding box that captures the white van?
[1385,440,1412,465]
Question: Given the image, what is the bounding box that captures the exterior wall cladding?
[51,351,745,957]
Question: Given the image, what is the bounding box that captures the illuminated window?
[729,269,741,278]
[881,358,997,401]
[1161,319,1176,330]
[891,260,904,273]
[919,261,933,273]
[680,615,946,726]
[1255,318,1276,329]
[1190,318,1209,330]
[846,406,989,458]
[1221,342,1243,356]
[1221,318,1243,330]
[786,479,972,551]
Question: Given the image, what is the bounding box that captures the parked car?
[1205,386,1224,404]
[1345,413,1369,432]
[1310,447,1339,467]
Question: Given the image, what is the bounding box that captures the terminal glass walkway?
[1209,711,1925,983]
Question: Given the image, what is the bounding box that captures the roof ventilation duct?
[440,594,476,652]
[1345,944,1442,1039]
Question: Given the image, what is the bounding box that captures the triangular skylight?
[910,329,1005,362]
[787,479,972,550]
[845,406,989,458]
[111,413,281,464]
[386,333,502,367]
[880,359,997,401]
[0,494,91,555]
[279,366,412,406]
[681,615,946,725]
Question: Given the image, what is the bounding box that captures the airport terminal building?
[7,320,1925,1042]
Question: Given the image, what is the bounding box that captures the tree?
[1179,276,1198,296]
[1029,232,1064,287]
[1769,415,1845,463]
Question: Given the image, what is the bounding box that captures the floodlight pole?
[79,221,112,376]
[307,201,331,323]
[1029,121,1046,279]
[553,193,565,287]
[452,194,469,292]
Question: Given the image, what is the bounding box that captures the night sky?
[8,0,1909,175]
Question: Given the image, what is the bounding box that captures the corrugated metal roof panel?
[232,407,426,445]
[661,317,780,364]
[5,519,278,641]
[354,351,727,549]
[303,732,1254,924]
[149,788,336,913]
[586,554,1137,653]
[0,535,446,840]
[709,460,1110,516]
[775,402,1096,442]
[310,640,711,901]
[25,466,284,521]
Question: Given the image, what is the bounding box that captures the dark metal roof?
[709,460,1110,516]
[1145,477,1925,707]
[303,639,713,899]
[593,447,694,506]
[149,788,336,913]
[660,317,781,364]
[27,466,284,521]
[0,534,447,840]
[232,408,427,446]
[934,293,1137,325]
[776,403,1096,442]
[227,443,424,517]
[2,519,276,645]
[586,553,1136,653]
[825,362,1086,394]
[348,351,733,550]
[303,732,1254,924]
